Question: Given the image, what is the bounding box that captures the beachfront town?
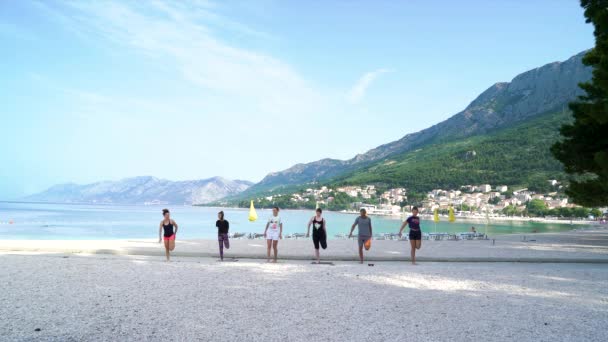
[260,182,606,220]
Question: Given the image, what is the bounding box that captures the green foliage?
[590,208,603,218]
[333,110,570,194]
[502,205,522,217]
[551,0,608,206]
[488,197,501,205]
[526,199,549,217]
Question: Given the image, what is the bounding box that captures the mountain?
[334,108,571,192]
[24,176,253,205]
[242,51,592,196]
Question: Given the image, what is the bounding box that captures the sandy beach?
[1,228,607,341]
[1,254,607,342]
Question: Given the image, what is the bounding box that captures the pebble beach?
[1,254,607,342]
[1,229,607,341]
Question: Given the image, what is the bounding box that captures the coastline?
[198,204,600,225]
[1,227,606,262]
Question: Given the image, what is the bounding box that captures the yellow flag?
[248,200,258,222]
[448,206,455,223]
[433,208,440,223]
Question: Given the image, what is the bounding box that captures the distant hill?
[237,50,592,198]
[24,176,253,205]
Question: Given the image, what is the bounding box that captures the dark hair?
[412,206,419,211]
[218,211,224,220]
[316,208,322,213]
[360,208,366,213]
[162,208,170,216]
[273,206,280,211]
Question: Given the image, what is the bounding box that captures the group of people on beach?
[158,206,424,264]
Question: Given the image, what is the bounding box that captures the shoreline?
[1,227,606,263]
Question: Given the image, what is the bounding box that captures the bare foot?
[411,262,418,265]
[272,259,277,263]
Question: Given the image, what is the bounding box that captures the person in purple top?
[398,206,422,265]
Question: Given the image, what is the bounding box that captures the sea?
[0,201,581,240]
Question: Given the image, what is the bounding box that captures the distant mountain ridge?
[24,176,253,205]
[243,51,592,195]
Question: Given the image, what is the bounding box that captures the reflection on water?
[0,202,581,240]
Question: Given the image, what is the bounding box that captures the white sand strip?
[1,229,607,262]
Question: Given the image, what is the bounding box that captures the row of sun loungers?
[229,232,488,241]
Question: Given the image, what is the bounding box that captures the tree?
[527,199,549,217]
[573,207,591,218]
[590,208,603,218]
[488,197,501,205]
[502,205,519,217]
[551,0,608,207]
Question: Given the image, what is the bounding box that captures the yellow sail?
[248,200,258,222]
[433,208,440,223]
[448,206,455,223]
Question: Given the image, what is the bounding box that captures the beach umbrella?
[248,200,258,222]
[433,208,439,233]
[448,206,455,223]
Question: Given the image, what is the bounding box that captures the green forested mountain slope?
[332,110,571,193]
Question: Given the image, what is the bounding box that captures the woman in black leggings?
[306,208,327,264]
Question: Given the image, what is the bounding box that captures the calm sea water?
[0,202,579,240]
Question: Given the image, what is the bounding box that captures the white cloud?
[37,0,324,118]
[347,68,392,104]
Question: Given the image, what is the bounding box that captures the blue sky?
[0,0,594,198]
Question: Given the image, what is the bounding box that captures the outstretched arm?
[158,222,163,243]
[306,217,313,237]
[172,220,178,237]
[398,221,408,236]
[349,223,356,237]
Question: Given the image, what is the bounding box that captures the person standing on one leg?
[349,208,372,264]
[307,208,327,264]
[216,211,230,261]
[399,206,422,265]
[263,207,283,263]
[158,208,178,262]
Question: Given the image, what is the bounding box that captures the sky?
[0,0,595,199]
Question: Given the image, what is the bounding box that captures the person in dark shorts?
[399,206,422,265]
[158,208,178,262]
[216,211,230,261]
[307,208,327,264]
[349,208,373,264]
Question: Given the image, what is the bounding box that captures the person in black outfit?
[398,206,422,265]
[216,211,230,261]
[306,208,327,264]
[158,208,178,262]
